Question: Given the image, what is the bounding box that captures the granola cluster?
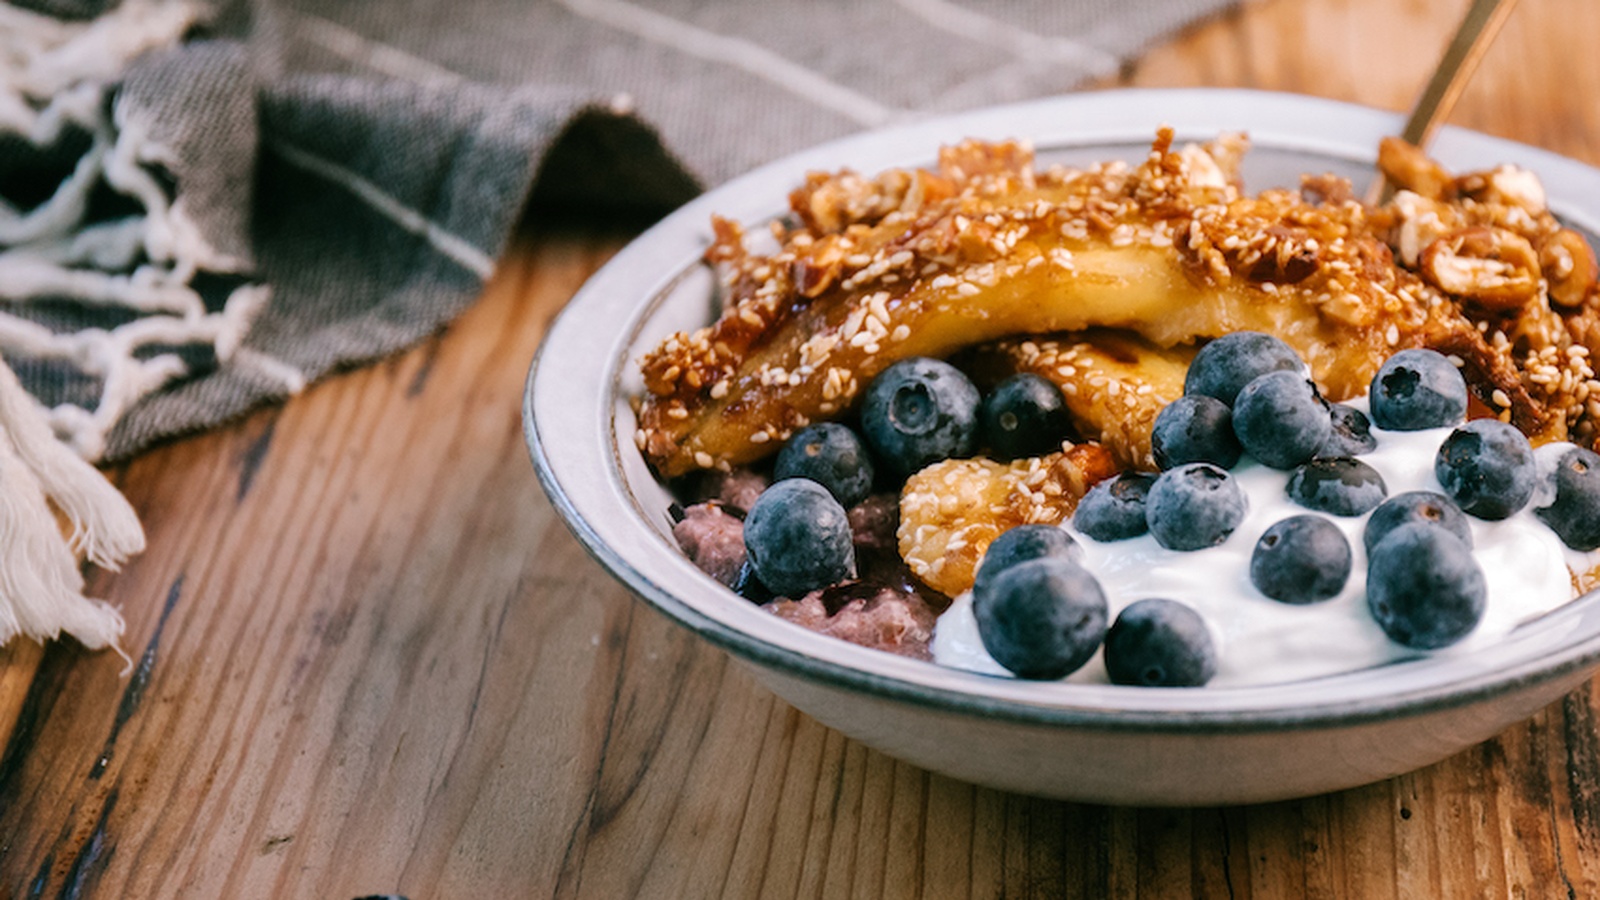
[1372,137,1600,444]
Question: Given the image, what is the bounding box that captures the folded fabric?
[3,3,651,462]
[4,0,1239,462]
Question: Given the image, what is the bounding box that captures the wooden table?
[5,0,1600,895]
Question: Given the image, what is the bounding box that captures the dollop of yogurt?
[933,405,1600,688]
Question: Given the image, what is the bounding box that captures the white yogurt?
[933,407,1600,688]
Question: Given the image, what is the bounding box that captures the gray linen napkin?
[1,0,1237,461]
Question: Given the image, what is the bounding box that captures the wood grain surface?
[5,0,1600,896]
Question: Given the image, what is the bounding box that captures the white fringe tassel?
[0,356,142,655]
[0,360,145,569]
[0,415,126,652]
[0,0,191,656]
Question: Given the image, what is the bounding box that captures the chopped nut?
[1418,226,1542,311]
[1540,228,1599,309]
[1457,164,1548,214]
[1378,137,1456,201]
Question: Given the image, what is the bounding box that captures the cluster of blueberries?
[969,524,1216,686]
[973,332,1600,687]
[743,358,1077,597]
[735,329,1600,690]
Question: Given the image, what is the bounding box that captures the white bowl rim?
[524,87,1600,735]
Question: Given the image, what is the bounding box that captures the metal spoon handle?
[1400,0,1522,148]
[1371,0,1521,203]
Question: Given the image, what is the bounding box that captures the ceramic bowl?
[523,88,1600,806]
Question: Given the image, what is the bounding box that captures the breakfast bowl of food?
[523,88,1600,806]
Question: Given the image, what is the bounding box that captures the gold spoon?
[1369,0,1522,204]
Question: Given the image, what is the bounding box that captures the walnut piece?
[1541,228,1600,310]
[1419,226,1542,311]
[1378,137,1456,201]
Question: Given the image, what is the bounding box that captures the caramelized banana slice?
[965,330,1192,470]
[638,131,1477,477]
[898,444,1117,598]
[641,132,1600,477]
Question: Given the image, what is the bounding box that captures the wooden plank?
[0,641,44,767]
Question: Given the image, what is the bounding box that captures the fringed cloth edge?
[0,356,144,665]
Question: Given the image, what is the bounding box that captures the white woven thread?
[0,0,217,654]
[0,371,129,655]
[1,0,268,460]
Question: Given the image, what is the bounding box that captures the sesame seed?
[868,292,891,323]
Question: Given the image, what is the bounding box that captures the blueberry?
[1185,331,1304,406]
[1250,515,1352,604]
[1319,404,1378,457]
[860,357,980,477]
[1145,463,1249,551]
[1369,349,1468,431]
[979,373,1073,460]
[1535,446,1600,551]
[1104,599,1217,687]
[972,557,1108,680]
[774,423,875,508]
[1366,523,1486,649]
[1231,371,1332,469]
[1364,491,1474,554]
[1151,394,1242,470]
[973,524,1082,599]
[1434,419,1536,520]
[742,479,856,597]
[1073,472,1157,542]
[1285,457,1388,516]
